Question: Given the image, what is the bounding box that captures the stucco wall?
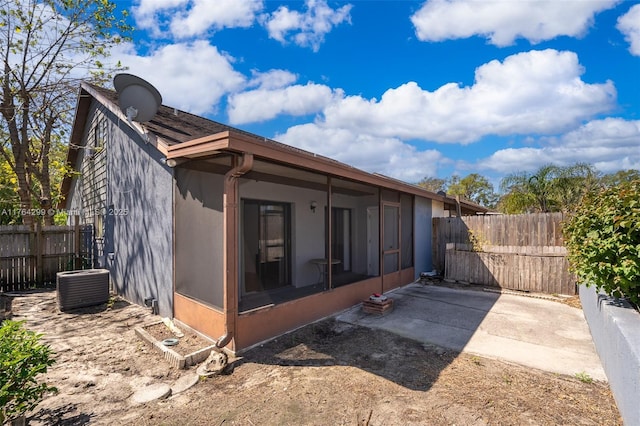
[432,199,445,218]
[239,179,328,287]
[106,108,174,317]
[238,179,376,288]
[579,285,640,425]
[68,101,174,317]
[334,192,378,275]
[414,196,433,276]
[174,168,225,309]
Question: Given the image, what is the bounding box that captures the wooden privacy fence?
[433,213,576,295]
[444,243,575,295]
[0,223,93,292]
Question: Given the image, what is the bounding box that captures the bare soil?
[3,289,621,426]
[143,322,213,357]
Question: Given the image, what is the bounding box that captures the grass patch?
[574,372,593,384]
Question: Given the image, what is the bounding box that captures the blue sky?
[108,0,640,187]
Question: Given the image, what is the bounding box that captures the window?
[242,200,291,293]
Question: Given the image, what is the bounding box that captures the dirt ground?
[3,289,621,426]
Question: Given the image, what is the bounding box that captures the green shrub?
[564,179,640,305]
[0,320,57,423]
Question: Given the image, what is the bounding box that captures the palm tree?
[500,165,559,213]
[553,163,600,212]
[499,163,599,214]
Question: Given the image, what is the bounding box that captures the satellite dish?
[113,74,162,122]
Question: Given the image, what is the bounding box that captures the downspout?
[216,152,254,351]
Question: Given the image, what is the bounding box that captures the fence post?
[36,221,43,285]
[74,215,80,269]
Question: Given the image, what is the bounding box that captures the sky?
[107,0,640,187]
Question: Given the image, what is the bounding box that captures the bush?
[0,320,56,423]
[564,179,640,305]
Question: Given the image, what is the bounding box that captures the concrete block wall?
[579,285,640,425]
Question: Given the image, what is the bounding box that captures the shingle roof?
[89,84,231,145]
[61,82,488,214]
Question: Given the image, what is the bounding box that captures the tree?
[416,173,498,208]
[499,163,599,214]
[564,179,640,305]
[0,0,130,226]
[0,146,21,224]
[551,163,600,213]
[417,176,447,193]
[447,173,498,208]
[600,169,640,188]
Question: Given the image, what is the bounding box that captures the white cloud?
[115,41,245,115]
[131,0,188,37]
[133,0,263,38]
[261,0,352,51]
[247,69,298,90]
[228,83,337,124]
[411,0,619,46]
[617,4,640,56]
[318,49,615,143]
[275,124,444,182]
[476,118,640,174]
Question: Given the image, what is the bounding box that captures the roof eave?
[58,82,172,210]
[58,86,92,209]
[166,129,487,210]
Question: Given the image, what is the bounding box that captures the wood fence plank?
[435,213,575,295]
[0,225,84,292]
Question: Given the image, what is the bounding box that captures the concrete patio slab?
[336,283,606,381]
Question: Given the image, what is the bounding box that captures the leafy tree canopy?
[417,173,498,208]
[0,0,131,226]
[447,173,498,208]
[417,165,639,213]
[564,179,640,305]
[499,163,601,214]
[416,176,447,193]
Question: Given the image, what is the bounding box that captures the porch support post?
[220,152,253,351]
[378,189,383,294]
[327,176,332,289]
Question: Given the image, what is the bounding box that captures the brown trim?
[222,153,254,351]
[166,131,230,158]
[236,276,381,351]
[174,293,226,339]
[327,176,333,289]
[378,189,383,294]
[165,130,487,212]
[381,201,402,291]
[401,267,415,288]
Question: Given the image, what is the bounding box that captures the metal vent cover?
[57,269,110,311]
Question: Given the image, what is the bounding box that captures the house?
[59,80,487,353]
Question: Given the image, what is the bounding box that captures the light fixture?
[310,201,318,213]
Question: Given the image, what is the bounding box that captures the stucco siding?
[239,179,327,288]
[105,108,174,317]
[414,196,433,276]
[174,168,225,309]
[432,200,445,218]
[66,101,174,316]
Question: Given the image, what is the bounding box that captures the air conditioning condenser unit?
[57,269,110,311]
